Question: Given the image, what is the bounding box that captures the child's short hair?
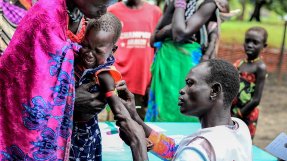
[86,13,122,44]
[246,27,268,44]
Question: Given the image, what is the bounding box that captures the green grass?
[221,0,287,48]
[221,21,286,48]
[154,0,286,48]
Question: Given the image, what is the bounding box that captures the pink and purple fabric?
[0,0,80,160]
[0,0,27,25]
[148,131,178,161]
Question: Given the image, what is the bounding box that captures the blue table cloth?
[100,122,276,161]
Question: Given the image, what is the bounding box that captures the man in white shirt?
[115,59,252,161]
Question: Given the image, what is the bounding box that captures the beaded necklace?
[244,57,261,63]
[66,16,86,43]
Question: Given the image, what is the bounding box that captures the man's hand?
[116,115,146,146]
[115,80,153,139]
[116,80,139,121]
[116,114,149,161]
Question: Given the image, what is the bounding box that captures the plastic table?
[100,122,277,161]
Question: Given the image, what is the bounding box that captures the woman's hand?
[75,82,106,113]
[74,82,106,121]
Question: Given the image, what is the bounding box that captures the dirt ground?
[253,76,287,149]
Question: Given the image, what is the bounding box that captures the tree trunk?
[250,0,267,22]
[156,0,161,6]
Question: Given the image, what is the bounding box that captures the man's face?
[244,30,266,60]
[178,62,213,117]
[79,28,115,68]
[74,0,110,19]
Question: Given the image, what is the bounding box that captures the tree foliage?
[265,0,287,17]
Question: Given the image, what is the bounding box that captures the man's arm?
[116,81,178,160]
[98,73,148,161]
[116,115,149,161]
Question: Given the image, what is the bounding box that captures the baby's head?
[79,13,122,68]
[244,27,268,60]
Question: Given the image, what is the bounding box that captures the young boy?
[108,0,162,120]
[232,26,268,139]
[70,13,123,160]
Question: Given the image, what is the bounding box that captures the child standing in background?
[108,0,162,120]
[232,26,268,139]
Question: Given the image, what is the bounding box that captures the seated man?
[115,59,252,161]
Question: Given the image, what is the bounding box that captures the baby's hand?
[97,72,115,92]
